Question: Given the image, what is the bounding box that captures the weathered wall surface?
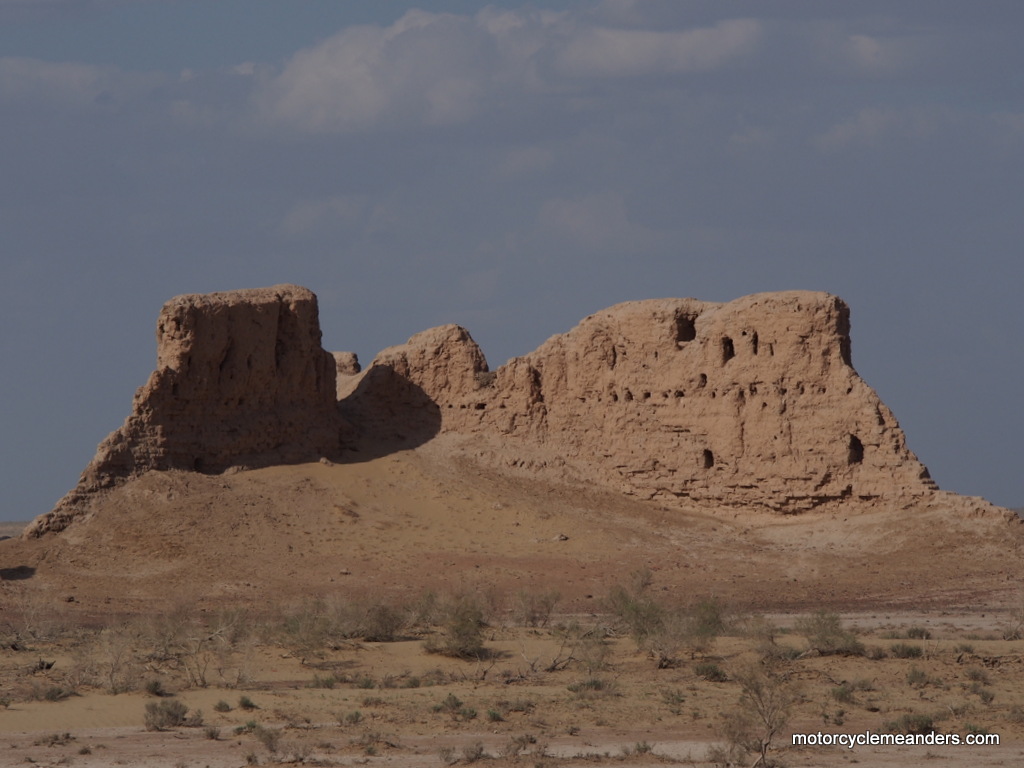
[365,291,938,513]
[28,285,341,535]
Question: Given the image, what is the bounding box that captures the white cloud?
[556,19,761,78]
[0,57,107,103]
[539,191,659,252]
[256,10,761,135]
[815,106,946,151]
[257,10,496,134]
[841,32,930,75]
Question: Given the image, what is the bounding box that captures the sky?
[2,0,1022,521]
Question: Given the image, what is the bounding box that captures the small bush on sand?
[796,611,864,656]
[144,699,189,731]
[513,589,561,628]
[423,595,487,659]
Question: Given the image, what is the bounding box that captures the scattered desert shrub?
[906,626,932,639]
[831,683,855,703]
[500,733,538,758]
[461,741,487,763]
[965,667,990,684]
[361,602,408,642]
[213,699,231,712]
[567,677,617,699]
[886,713,935,735]
[607,571,726,666]
[969,682,995,704]
[1001,605,1024,640]
[662,687,687,714]
[742,615,800,661]
[38,685,76,702]
[423,594,488,659]
[512,589,561,628]
[433,693,478,720]
[548,620,610,674]
[238,695,258,710]
[695,662,728,682]
[606,568,664,647]
[204,726,220,740]
[33,732,74,747]
[342,710,363,726]
[796,611,864,656]
[144,699,190,731]
[309,674,339,689]
[717,663,794,768]
[253,724,281,755]
[906,667,928,687]
[891,643,923,659]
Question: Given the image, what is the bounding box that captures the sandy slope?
[2,447,1021,617]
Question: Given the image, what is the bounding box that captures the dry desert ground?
[2,449,1024,768]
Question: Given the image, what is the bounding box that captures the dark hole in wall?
[722,336,735,363]
[751,332,759,355]
[674,313,697,343]
[847,434,864,465]
[702,449,715,469]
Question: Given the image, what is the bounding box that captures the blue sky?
[2,0,1023,520]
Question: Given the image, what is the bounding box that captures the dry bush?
[423,594,488,659]
[795,611,864,656]
[144,699,190,731]
[716,662,795,768]
[607,571,727,667]
[606,568,664,647]
[512,589,561,628]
